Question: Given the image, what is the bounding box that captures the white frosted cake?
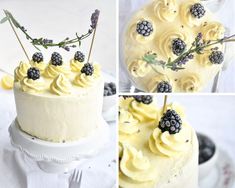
[124,0,225,92]
[119,96,198,188]
[14,51,104,142]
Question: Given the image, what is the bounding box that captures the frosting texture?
[50,74,72,95]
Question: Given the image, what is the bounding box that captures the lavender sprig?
[143,33,235,72]
[0,9,97,51]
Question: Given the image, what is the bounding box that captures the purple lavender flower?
[91,9,100,29]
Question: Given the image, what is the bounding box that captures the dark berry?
[74,51,85,62]
[81,63,94,76]
[51,52,63,66]
[209,51,224,64]
[172,38,186,56]
[27,67,40,80]
[157,81,172,93]
[134,95,153,104]
[32,52,43,63]
[121,95,132,99]
[104,82,116,96]
[190,3,206,19]
[159,110,182,134]
[136,20,153,37]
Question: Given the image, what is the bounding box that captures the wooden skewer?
[87,13,100,64]
[4,11,30,62]
[163,95,168,114]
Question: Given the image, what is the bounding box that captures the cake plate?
[8,118,110,173]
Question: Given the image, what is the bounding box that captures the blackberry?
[159,110,182,134]
[172,38,186,56]
[136,20,153,37]
[209,51,224,64]
[32,52,43,63]
[157,81,172,93]
[51,52,63,66]
[81,63,94,76]
[104,82,116,96]
[190,3,206,19]
[134,95,153,105]
[74,51,85,62]
[27,67,40,80]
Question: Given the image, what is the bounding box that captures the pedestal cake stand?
[8,118,110,173]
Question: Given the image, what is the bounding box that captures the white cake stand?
[8,118,110,173]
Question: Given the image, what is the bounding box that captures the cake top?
[14,51,102,96]
[124,0,225,93]
[119,96,197,188]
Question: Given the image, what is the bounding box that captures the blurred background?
[0,0,116,75]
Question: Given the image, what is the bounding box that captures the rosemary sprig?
[0,10,94,51]
[143,33,235,72]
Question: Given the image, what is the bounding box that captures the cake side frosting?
[119,96,198,188]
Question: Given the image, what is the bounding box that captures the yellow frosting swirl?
[179,74,200,92]
[128,19,155,43]
[147,75,170,92]
[70,59,84,72]
[14,61,31,82]
[153,0,178,22]
[128,59,151,78]
[30,60,47,73]
[149,127,190,157]
[180,1,204,27]
[93,64,101,78]
[120,144,156,184]
[197,50,212,67]
[201,21,225,41]
[50,74,72,95]
[157,29,190,59]
[129,100,159,122]
[73,73,95,87]
[20,78,45,93]
[44,62,71,79]
[119,109,139,135]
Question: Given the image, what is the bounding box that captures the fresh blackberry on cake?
[172,38,186,56]
[159,110,182,134]
[190,3,206,19]
[51,52,63,66]
[81,63,94,76]
[136,20,153,37]
[157,81,172,93]
[32,52,43,63]
[209,51,224,64]
[134,95,153,104]
[27,67,40,80]
[74,51,85,62]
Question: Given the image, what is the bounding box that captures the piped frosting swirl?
[20,77,45,93]
[14,61,31,82]
[44,62,71,79]
[50,74,72,95]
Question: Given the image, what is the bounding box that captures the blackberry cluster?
[159,110,182,134]
[209,51,224,64]
[197,133,216,164]
[172,38,186,56]
[32,52,43,63]
[190,3,206,19]
[81,63,94,76]
[74,51,85,62]
[134,95,153,105]
[51,52,63,66]
[104,82,116,96]
[27,67,40,80]
[157,81,172,93]
[136,20,153,37]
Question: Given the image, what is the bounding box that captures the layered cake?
[119,96,198,188]
[124,0,225,92]
[14,51,104,142]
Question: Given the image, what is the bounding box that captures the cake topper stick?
[4,11,30,62]
[87,9,100,64]
[163,95,168,113]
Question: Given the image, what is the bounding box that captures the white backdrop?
[0,0,116,75]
